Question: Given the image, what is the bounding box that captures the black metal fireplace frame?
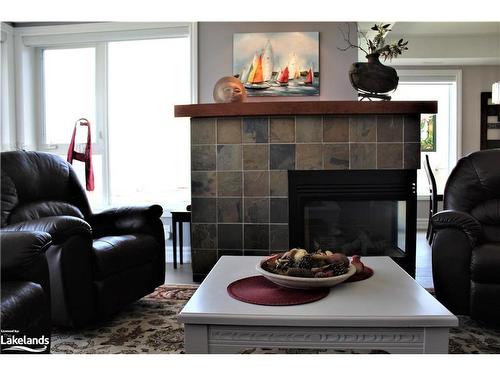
[288,170,417,277]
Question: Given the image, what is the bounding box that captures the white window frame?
[13,22,198,208]
[1,22,17,151]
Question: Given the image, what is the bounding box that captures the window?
[35,24,195,212]
[391,71,461,197]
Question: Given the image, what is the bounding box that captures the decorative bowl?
[256,258,356,290]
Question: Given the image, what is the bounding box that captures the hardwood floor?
[164,230,434,289]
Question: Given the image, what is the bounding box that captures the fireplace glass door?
[304,200,406,257]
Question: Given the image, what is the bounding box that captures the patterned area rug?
[51,285,500,354]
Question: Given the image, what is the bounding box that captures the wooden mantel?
[174,101,437,118]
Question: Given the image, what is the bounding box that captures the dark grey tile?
[270,198,288,223]
[323,144,349,169]
[243,144,269,170]
[377,143,403,169]
[243,249,271,256]
[296,144,323,170]
[192,171,216,197]
[244,198,269,223]
[217,198,242,223]
[270,117,295,143]
[191,145,216,171]
[244,171,269,196]
[191,224,216,249]
[350,115,376,142]
[323,116,349,142]
[404,143,421,169]
[270,170,288,196]
[218,249,243,258]
[217,172,242,196]
[270,144,295,170]
[191,118,215,144]
[244,224,269,249]
[217,117,241,144]
[191,198,216,223]
[270,224,289,251]
[350,143,376,169]
[296,116,322,143]
[218,224,243,249]
[243,117,268,143]
[191,249,217,274]
[404,114,421,142]
[217,145,242,170]
[377,115,403,142]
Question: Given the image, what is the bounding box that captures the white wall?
[197,22,358,103]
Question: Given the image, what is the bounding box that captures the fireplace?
[288,170,416,276]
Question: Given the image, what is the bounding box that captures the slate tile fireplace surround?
[175,101,437,282]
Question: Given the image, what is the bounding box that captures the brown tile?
[217,172,242,196]
[323,116,349,142]
[270,170,288,196]
[377,115,403,142]
[323,144,349,169]
[191,145,216,171]
[217,145,242,170]
[296,144,323,170]
[296,116,322,143]
[191,118,215,145]
[377,143,403,169]
[350,143,376,169]
[217,117,241,144]
[242,117,268,143]
[350,115,376,142]
[404,114,421,142]
[244,171,269,196]
[217,198,242,223]
[270,198,288,223]
[243,144,269,170]
[270,144,295,170]
[244,198,269,223]
[191,198,216,223]
[192,171,216,197]
[244,224,269,250]
[270,117,295,143]
[218,249,243,258]
[191,224,216,249]
[404,143,421,169]
[243,249,271,257]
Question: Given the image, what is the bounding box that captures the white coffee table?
[178,256,458,354]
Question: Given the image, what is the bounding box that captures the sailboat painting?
[233,32,319,97]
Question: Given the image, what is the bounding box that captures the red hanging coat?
[67,118,95,191]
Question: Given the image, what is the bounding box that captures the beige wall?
[197,22,358,103]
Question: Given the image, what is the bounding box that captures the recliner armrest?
[2,216,91,244]
[88,205,163,238]
[0,231,52,293]
[431,210,482,246]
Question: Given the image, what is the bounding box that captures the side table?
[171,211,191,269]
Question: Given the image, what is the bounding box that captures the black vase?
[349,53,399,100]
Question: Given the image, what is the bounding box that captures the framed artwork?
[421,114,436,152]
[233,32,320,97]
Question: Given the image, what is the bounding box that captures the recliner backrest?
[0,151,92,226]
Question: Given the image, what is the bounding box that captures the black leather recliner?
[1,231,52,353]
[431,149,500,325]
[1,151,165,328]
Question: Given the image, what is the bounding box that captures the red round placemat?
[227,276,329,306]
[345,266,374,282]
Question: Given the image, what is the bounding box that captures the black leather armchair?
[1,151,165,328]
[1,231,52,353]
[431,149,500,324]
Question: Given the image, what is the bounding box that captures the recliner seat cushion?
[92,234,161,280]
[471,243,500,284]
[0,281,46,329]
[9,201,84,224]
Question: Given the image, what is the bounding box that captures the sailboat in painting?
[276,65,289,86]
[241,41,273,90]
[304,66,314,85]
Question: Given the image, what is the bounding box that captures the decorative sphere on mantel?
[213,76,247,103]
